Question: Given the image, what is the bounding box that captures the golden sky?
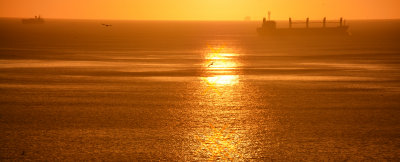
[0,0,399,20]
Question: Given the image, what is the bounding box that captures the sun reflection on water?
[193,44,245,160]
[201,45,240,95]
[195,124,243,160]
[203,75,239,86]
[205,45,239,71]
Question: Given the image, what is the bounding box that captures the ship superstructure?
[22,15,45,24]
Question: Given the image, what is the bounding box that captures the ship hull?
[22,19,45,24]
[257,26,349,36]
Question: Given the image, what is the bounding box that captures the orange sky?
[0,0,399,20]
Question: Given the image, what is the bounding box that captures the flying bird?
[101,24,112,27]
[208,61,214,67]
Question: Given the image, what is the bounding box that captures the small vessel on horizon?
[22,15,45,24]
[257,12,349,36]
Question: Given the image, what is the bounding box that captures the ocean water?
[0,18,400,160]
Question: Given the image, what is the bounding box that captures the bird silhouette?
[208,61,214,67]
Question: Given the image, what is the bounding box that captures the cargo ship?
[22,15,45,24]
[257,12,349,36]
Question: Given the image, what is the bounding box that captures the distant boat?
[101,24,112,27]
[22,16,44,24]
[257,12,349,36]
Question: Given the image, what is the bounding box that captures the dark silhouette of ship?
[22,15,45,24]
[257,12,349,36]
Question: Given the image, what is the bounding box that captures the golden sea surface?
[0,19,400,160]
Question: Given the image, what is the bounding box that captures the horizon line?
[1,16,400,22]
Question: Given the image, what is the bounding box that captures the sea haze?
[0,18,400,160]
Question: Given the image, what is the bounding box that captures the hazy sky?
[1,0,399,20]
